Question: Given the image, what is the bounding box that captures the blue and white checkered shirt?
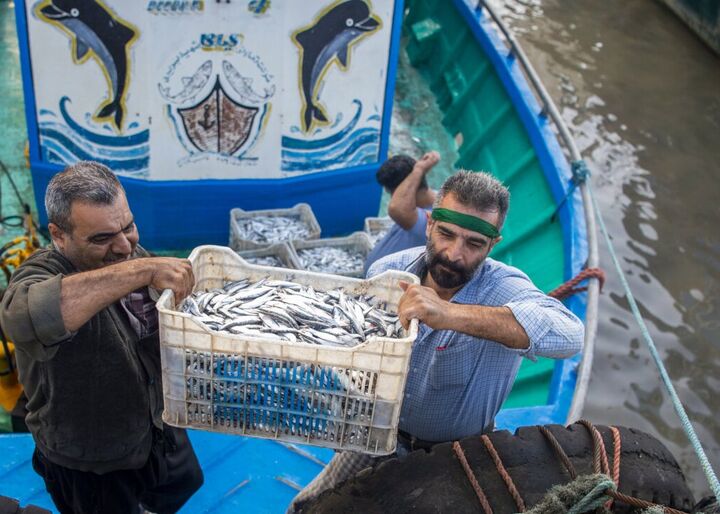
[367,247,584,442]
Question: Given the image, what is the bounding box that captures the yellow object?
[0,211,40,282]
[0,210,40,412]
[23,141,30,169]
[0,342,21,412]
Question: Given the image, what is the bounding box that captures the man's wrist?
[124,257,154,286]
[441,302,464,331]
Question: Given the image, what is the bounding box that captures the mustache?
[429,252,465,274]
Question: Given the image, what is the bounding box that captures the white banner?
[25,0,395,180]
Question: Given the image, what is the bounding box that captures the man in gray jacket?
[0,162,202,513]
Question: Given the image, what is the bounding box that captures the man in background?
[364,151,440,273]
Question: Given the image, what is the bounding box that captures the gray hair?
[45,161,122,232]
[434,170,510,228]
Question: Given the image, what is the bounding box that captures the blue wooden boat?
[0,1,599,511]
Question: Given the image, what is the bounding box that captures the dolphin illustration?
[293,0,380,132]
[159,60,214,105]
[37,0,137,131]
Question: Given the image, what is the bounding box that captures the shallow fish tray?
[157,245,418,455]
[363,216,395,246]
[236,242,301,269]
[290,232,373,278]
[229,203,322,251]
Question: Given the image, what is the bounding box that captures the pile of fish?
[181,277,403,346]
[367,228,391,246]
[297,246,365,274]
[242,255,284,267]
[235,215,311,244]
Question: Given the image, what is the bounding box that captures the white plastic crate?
[363,216,395,246]
[237,242,301,269]
[157,245,419,455]
[290,231,373,278]
[229,203,322,251]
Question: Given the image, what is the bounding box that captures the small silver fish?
[297,246,365,275]
[235,215,311,244]
[180,277,403,347]
[243,255,284,267]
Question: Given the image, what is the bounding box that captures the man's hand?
[414,151,440,175]
[388,150,441,230]
[60,256,196,332]
[147,257,195,304]
[397,280,451,330]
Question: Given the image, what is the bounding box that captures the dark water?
[487,0,720,499]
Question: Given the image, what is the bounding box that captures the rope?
[548,267,605,300]
[596,428,610,475]
[577,420,605,474]
[480,434,526,511]
[577,420,688,514]
[588,180,720,499]
[606,426,622,511]
[537,426,577,480]
[452,441,493,514]
[551,159,591,223]
[609,426,621,487]
[566,475,616,514]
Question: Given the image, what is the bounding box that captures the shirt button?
[413,368,418,373]
[406,394,411,399]
[149,377,155,385]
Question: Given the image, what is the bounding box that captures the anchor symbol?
[198,104,215,131]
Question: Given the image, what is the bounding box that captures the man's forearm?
[446,304,530,349]
[60,258,153,332]
[388,167,426,229]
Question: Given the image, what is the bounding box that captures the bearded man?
[290,170,584,512]
[0,162,202,513]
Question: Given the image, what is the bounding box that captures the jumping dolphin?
[37,0,136,131]
[293,0,380,132]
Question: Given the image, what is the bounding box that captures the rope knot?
[571,160,591,184]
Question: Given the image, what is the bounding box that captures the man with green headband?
[289,171,583,512]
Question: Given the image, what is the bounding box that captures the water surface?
[487,0,720,498]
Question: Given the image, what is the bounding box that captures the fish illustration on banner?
[35,0,138,132]
[292,0,381,133]
[159,60,214,105]
[159,38,275,164]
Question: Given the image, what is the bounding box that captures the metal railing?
[474,0,601,422]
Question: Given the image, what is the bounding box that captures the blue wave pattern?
[282,100,380,173]
[38,97,149,177]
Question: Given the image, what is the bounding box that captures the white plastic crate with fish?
[229,203,322,251]
[290,231,373,278]
[237,242,302,269]
[363,216,395,246]
[157,246,419,455]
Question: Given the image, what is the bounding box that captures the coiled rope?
[548,267,605,300]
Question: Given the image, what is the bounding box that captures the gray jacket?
[0,247,164,473]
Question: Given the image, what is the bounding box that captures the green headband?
[431,208,501,239]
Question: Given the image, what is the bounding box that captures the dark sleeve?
[0,258,74,361]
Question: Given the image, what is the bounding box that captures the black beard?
[425,243,477,289]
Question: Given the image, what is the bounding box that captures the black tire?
[301,423,695,513]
